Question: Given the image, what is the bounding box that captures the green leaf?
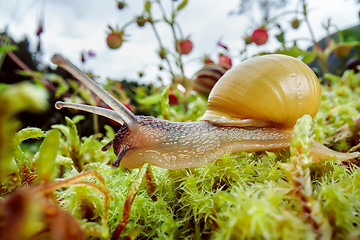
[0,44,17,53]
[275,32,285,43]
[104,125,115,139]
[65,116,83,171]
[0,83,47,182]
[14,127,45,147]
[79,87,97,106]
[65,117,81,151]
[72,115,85,124]
[51,124,70,139]
[275,44,316,64]
[145,1,151,13]
[49,74,69,98]
[137,92,162,106]
[0,83,8,91]
[36,129,61,182]
[177,0,188,11]
[160,86,170,119]
[13,127,45,168]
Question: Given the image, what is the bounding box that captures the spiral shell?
[192,64,228,95]
[201,54,321,128]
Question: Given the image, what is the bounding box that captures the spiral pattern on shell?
[193,64,228,95]
[201,54,321,128]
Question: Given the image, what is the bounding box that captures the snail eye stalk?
[55,101,126,125]
[51,54,137,126]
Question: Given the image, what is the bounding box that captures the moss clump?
[2,70,360,239]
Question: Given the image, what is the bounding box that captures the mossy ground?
[1,70,360,239]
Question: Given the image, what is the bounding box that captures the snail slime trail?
[52,54,359,170]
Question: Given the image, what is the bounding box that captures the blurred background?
[1,0,359,84]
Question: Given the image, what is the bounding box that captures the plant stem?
[93,113,99,136]
[265,10,300,28]
[111,163,150,240]
[149,22,175,78]
[5,50,58,92]
[154,0,187,84]
[301,0,316,44]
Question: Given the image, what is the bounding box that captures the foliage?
[0,82,48,188]
[1,67,360,239]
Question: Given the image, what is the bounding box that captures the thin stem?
[112,163,150,240]
[93,113,99,136]
[55,101,125,125]
[149,22,175,77]
[174,22,185,40]
[171,23,185,76]
[156,0,170,23]
[287,37,314,44]
[122,19,136,30]
[157,0,186,83]
[0,36,10,72]
[144,166,157,201]
[36,170,112,222]
[6,50,61,94]
[265,10,300,27]
[302,0,316,44]
[51,54,137,126]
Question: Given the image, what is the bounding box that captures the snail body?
[52,54,358,170]
[103,116,293,169]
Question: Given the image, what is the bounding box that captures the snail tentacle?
[55,101,126,125]
[112,146,130,167]
[51,54,137,126]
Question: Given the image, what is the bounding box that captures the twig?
[6,50,54,90]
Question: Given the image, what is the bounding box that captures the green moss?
[3,70,360,239]
[0,83,47,192]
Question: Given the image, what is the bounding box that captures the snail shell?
[192,64,228,95]
[202,54,321,128]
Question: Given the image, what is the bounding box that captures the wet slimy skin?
[107,116,357,169]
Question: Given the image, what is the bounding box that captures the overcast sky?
[1,0,359,85]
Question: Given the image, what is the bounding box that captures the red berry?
[106,106,119,125]
[203,56,214,64]
[218,55,232,69]
[250,28,268,46]
[107,103,133,124]
[81,52,86,63]
[36,24,43,37]
[176,39,193,55]
[106,32,124,49]
[123,102,133,112]
[168,91,178,105]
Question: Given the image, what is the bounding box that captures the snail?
[52,54,358,170]
[192,64,228,95]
